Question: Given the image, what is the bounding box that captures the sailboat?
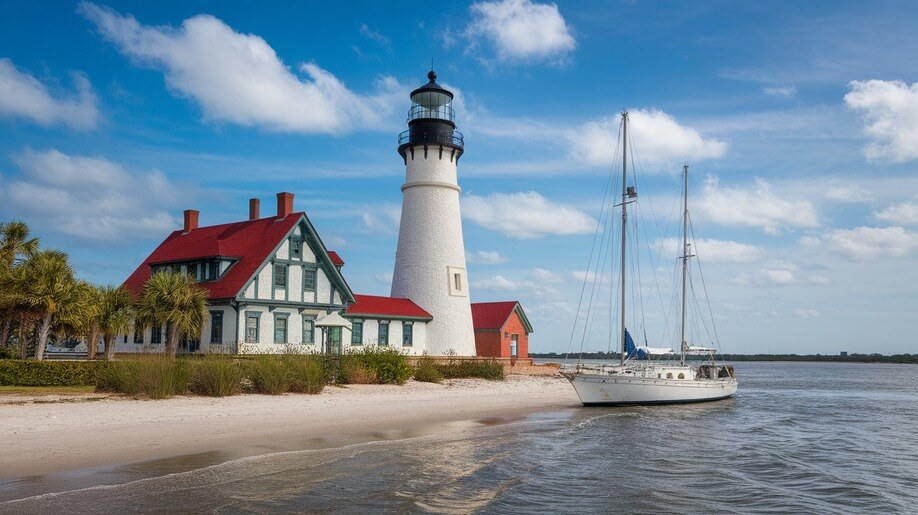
[561,112,738,406]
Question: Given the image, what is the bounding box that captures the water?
[3,362,917,514]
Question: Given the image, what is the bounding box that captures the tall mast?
[620,112,629,366]
[679,164,691,366]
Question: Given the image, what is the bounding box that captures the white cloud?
[374,272,393,285]
[659,237,766,263]
[465,0,575,63]
[359,23,390,48]
[696,176,819,235]
[360,206,401,234]
[462,191,596,239]
[571,270,607,283]
[763,86,797,98]
[79,2,405,134]
[731,262,798,286]
[874,202,918,225]
[844,80,918,162]
[472,273,559,298]
[806,226,917,261]
[569,109,727,168]
[793,308,821,319]
[530,267,562,282]
[0,58,99,130]
[1,148,185,243]
[467,250,509,264]
[809,275,833,285]
[825,185,873,203]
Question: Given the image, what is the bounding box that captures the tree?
[7,250,77,360]
[0,221,39,348]
[98,286,134,360]
[54,281,101,357]
[136,272,208,358]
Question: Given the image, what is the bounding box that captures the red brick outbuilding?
[471,301,533,359]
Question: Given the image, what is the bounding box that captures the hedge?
[0,360,104,386]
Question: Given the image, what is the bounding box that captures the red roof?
[328,251,344,267]
[345,294,432,319]
[124,214,303,300]
[471,301,527,331]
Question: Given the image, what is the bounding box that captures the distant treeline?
[531,352,918,364]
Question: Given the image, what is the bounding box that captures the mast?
[679,164,692,366]
[620,112,629,366]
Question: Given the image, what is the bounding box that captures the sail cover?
[625,329,674,360]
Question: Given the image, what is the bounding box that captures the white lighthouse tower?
[391,71,476,356]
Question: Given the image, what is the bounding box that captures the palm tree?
[136,272,208,358]
[98,286,134,360]
[0,221,39,348]
[0,221,39,268]
[53,279,99,353]
[7,250,76,360]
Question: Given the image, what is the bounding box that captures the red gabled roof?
[345,294,432,320]
[123,214,303,300]
[328,251,344,267]
[471,301,523,331]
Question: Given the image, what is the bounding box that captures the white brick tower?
[391,71,476,356]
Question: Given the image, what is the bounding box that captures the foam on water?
[2,362,917,514]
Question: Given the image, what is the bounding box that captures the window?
[378,321,389,346]
[187,263,198,280]
[133,327,143,344]
[454,273,462,291]
[274,264,287,288]
[304,269,316,292]
[245,314,259,343]
[210,312,223,344]
[302,317,315,344]
[510,334,519,357]
[351,320,363,345]
[150,322,162,344]
[402,322,413,347]
[291,239,301,259]
[208,261,219,281]
[274,315,288,344]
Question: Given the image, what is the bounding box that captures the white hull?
[563,365,737,406]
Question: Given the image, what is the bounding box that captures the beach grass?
[0,385,95,396]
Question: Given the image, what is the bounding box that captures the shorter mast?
[620,112,629,366]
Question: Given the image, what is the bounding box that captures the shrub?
[413,356,442,383]
[95,356,189,399]
[283,355,325,394]
[246,355,291,395]
[343,347,412,385]
[339,360,379,384]
[436,360,505,380]
[0,360,102,386]
[189,356,243,397]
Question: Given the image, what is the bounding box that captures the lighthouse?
[391,71,476,356]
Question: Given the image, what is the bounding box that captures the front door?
[510,335,519,358]
[327,327,342,355]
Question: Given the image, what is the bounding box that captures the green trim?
[514,304,535,333]
[237,299,346,310]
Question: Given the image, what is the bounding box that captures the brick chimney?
[183,209,199,232]
[249,198,260,220]
[277,192,294,217]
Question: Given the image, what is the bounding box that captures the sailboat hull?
[565,370,738,406]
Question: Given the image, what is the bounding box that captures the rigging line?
[688,211,723,349]
[563,123,621,364]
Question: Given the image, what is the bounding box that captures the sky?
[1,0,917,355]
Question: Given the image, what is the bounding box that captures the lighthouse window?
[454,273,462,291]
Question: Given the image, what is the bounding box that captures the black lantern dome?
[398,70,464,161]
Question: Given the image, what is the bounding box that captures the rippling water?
[3,362,917,514]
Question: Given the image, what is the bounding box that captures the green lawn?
[0,385,96,396]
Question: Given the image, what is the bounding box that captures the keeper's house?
[117,193,433,355]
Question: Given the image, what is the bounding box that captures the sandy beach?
[0,376,578,480]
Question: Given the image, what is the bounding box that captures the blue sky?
[1,0,917,354]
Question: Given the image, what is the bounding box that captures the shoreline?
[0,376,578,495]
